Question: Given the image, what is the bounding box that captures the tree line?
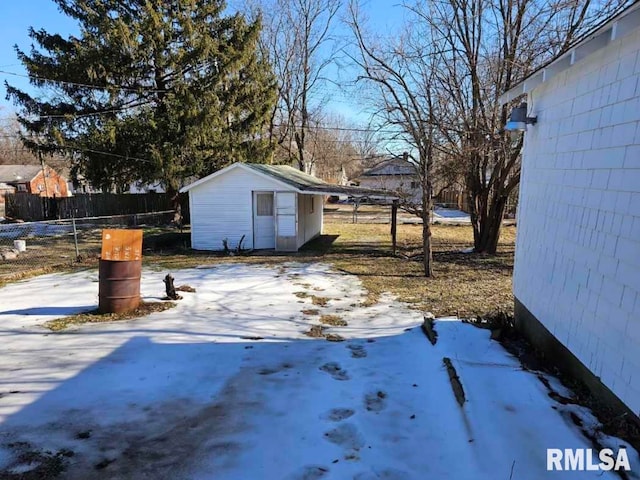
[4,0,626,275]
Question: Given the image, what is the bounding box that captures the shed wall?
[514,27,640,414]
[189,167,287,250]
[297,194,323,248]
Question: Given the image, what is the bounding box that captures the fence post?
[391,200,398,255]
[72,216,80,260]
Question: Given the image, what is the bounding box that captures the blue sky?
[0,1,405,127]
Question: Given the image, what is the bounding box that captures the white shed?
[180,162,385,252]
[500,3,640,419]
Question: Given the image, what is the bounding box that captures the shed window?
[256,193,274,216]
[17,184,27,192]
[310,197,315,213]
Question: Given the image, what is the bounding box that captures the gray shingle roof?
[360,158,418,177]
[246,164,393,197]
[0,165,43,183]
[246,164,326,189]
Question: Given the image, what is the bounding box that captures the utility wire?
[0,69,168,93]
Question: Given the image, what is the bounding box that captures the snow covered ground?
[0,263,636,479]
[432,207,471,223]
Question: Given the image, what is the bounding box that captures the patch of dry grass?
[311,295,329,307]
[302,309,320,316]
[44,301,176,331]
[2,217,516,320]
[320,314,347,327]
[322,222,516,318]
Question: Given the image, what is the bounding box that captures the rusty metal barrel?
[98,259,142,313]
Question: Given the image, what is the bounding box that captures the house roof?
[359,158,418,178]
[499,1,640,105]
[181,162,395,198]
[0,165,44,183]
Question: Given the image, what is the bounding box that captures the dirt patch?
[302,309,320,316]
[304,326,345,342]
[175,285,196,293]
[44,301,177,331]
[325,334,345,342]
[56,368,262,478]
[320,315,347,327]
[305,325,326,338]
[294,292,310,299]
[311,296,329,307]
[0,442,71,480]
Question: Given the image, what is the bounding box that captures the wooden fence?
[435,189,471,213]
[4,192,190,223]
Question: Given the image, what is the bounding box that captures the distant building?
[0,164,69,198]
[355,157,420,204]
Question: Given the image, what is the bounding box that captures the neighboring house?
[500,3,640,419]
[181,162,388,252]
[0,164,69,197]
[356,157,420,204]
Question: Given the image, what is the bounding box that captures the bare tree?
[0,115,68,169]
[347,2,442,276]
[250,0,342,173]
[406,0,625,253]
[348,0,624,259]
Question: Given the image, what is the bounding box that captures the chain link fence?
[0,211,179,282]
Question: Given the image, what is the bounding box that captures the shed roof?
[0,165,43,183]
[181,162,395,198]
[499,1,640,105]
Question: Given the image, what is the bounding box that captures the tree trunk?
[421,179,433,277]
[473,196,507,254]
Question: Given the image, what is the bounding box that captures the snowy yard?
[0,263,636,479]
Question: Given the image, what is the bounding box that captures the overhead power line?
[0,69,168,94]
[273,123,401,135]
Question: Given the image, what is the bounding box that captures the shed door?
[275,192,297,251]
[253,192,275,249]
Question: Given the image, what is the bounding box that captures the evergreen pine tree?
[6,0,277,192]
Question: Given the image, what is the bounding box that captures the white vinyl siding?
[296,194,323,248]
[189,167,284,250]
[514,25,640,415]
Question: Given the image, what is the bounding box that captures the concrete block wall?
[514,26,640,415]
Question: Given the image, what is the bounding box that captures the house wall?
[358,175,420,203]
[27,167,69,198]
[189,167,287,250]
[296,194,323,249]
[514,26,640,416]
